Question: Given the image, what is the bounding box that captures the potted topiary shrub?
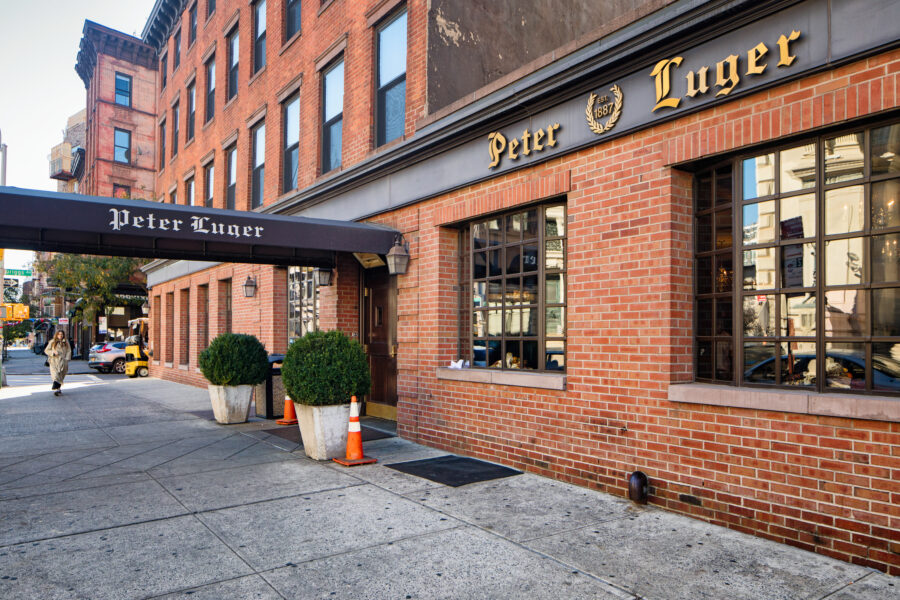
[199,333,269,424]
[282,330,371,460]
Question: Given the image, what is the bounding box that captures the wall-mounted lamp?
[141,302,149,315]
[242,275,258,298]
[386,234,409,276]
[313,267,333,287]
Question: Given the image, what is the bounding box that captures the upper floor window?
[285,0,301,40]
[114,73,132,107]
[186,176,196,206]
[172,102,180,157]
[160,54,167,88]
[159,120,166,170]
[186,82,196,141]
[282,94,299,192]
[113,184,131,199]
[253,1,266,74]
[207,0,215,18]
[251,121,265,209]
[188,3,198,46]
[114,129,131,164]
[226,145,237,209]
[227,28,239,100]
[695,119,900,395]
[465,203,567,371]
[170,190,177,204]
[173,29,181,69]
[322,58,344,173]
[376,10,407,146]
[204,162,214,207]
[205,57,215,122]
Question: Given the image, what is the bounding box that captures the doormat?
[386,455,521,487]
[262,426,394,444]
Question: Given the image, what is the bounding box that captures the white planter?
[208,384,254,424]
[294,402,350,460]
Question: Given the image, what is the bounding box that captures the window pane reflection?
[697,214,713,252]
[545,205,565,237]
[742,154,775,199]
[546,307,564,336]
[546,273,564,304]
[697,173,713,209]
[780,144,816,193]
[505,213,522,243]
[697,341,713,379]
[872,233,900,283]
[781,293,816,336]
[783,342,815,386]
[871,179,900,230]
[825,290,867,336]
[781,243,815,288]
[715,209,732,248]
[473,281,486,308]
[872,342,900,392]
[487,310,502,336]
[824,132,865,183]
[743,294,776,337]
[546,340,565,371]
[742,201,775,245]
[715,341,733,380]
[825,343,866,390]
[697,298,713,337]
[780,193,815,239]
[522,275,538,303]
[825,186,864,234]
[873,288,900,336]
[715,254,733,293]
[743,248,776,290]
[744,341,777,383]
[825,237,864,286]
[697,256,713,294]
[522,307,538,336]
[871,123,900,176]
[545,240,564,270]
[716,299,732,336]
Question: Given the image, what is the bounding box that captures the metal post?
[0,127,7,186]
[1,130,8,387]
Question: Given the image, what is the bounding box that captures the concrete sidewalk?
[0,365,896,599]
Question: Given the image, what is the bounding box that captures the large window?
[205,57,215,122]
[251,122,265,209]
[253,0,266,74]
[285,0,301,40]
[376,10,406,147]
[466,202,567,371]
[322,58,343,173]
[207,0,215,18]
[204,162,214,207]
[220,279,232,334]
[158,120,166,170]
[226,145,237,209]
[113,129,131,164]
[188,3,197,46]
[172,102,180,157]
[179,288,190,365]
[186,176,195,206]
[227,28,239,101]
[695,119,900,395]
[282,94,299,192]
[173,29,181,70]
[186,82,196,141]
[114,73,132,107]
[288,267,318,343]
[160,53,167,89]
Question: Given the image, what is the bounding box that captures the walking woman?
[45,330,72,396]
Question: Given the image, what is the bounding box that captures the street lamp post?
[0,130,8,387]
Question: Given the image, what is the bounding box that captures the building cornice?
[76,20,157,88]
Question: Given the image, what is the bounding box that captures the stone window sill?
[164,362,174,368]
[436,367,565,390]
[668,383,900,422]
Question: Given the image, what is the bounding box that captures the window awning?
[0,187,398,267]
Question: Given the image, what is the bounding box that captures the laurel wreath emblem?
[585,84,623,135]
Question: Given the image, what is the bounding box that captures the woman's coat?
[45,342,72,383]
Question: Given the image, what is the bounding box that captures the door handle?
[390,344,397,358]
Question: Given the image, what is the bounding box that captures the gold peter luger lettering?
[488,123,560,169]
[651,29,801,111]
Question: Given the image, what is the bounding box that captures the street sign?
[5,269,31,277]
[4,278,17,288]
[58,318,69,325]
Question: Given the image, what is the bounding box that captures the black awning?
[0,187,397,267]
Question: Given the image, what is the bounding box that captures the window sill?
[178,364,189,371]
[224,95,238,111]
[164,362,174,368]
[280,30,302,56]
[184,137,195,150]
[318,0,337,17]
[436,367,566,390]
[248,66,266,87]
[668,383,900,422]
[202,116,215,131]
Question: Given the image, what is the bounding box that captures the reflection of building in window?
[288,267,318,343]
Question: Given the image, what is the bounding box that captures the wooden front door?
[363,266,397,420]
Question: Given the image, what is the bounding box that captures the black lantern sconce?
[313,267,333,287]
[242,275,258,298]
[386,234,410,276]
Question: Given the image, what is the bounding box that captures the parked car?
[744,351,900,391]
[89,341,128,374]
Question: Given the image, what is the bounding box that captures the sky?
[0,0,156,274]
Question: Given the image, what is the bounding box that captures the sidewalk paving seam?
[52,438,177,482]
[818,571,886,600]
[0,443,122,488]
[145,469,290,600]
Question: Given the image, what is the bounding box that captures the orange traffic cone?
[333,396,377,466]
[276,396,298,425]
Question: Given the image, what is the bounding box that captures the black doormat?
[386,455,521,487]
[262,426,394,445]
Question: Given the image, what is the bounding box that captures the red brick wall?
[369,50,900,574]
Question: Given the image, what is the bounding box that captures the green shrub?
[283,330,371,406]
[198,333,269,386]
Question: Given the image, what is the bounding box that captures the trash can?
[254,354,285,419]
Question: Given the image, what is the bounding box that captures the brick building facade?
[81,0,900,574]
